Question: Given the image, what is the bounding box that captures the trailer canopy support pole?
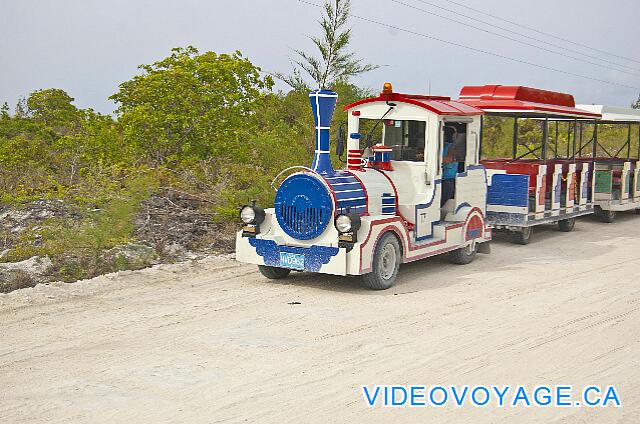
[572,119,577,160]
[579,122,584,158]
[479,115,483,161]
[542,117,548,163]
[627,123,632,159]
[555,121,559,158]
[512,117,518,160]
[593,121,598,159]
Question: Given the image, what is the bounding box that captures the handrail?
[270,166,314,191]
[508,145,542,162]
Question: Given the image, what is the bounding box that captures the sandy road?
[1,215,640,423]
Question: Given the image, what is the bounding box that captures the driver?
[441,126,458,207]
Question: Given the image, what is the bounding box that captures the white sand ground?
[1,215,639,423]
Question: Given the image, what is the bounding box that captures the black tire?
[448,242,477,265]
[558,217,576,232]
[362,232,401,290]
[635,208,640,215]
[258,265,291,279]
[511,226,533,245]
[595,206,616,223]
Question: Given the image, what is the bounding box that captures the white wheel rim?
[465,240,476,255]
[379,243,397,280]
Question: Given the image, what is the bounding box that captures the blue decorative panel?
[324,171,368,215]
[381,192,396,215]
[487,174,529,207]
[249,238,339,272]
[554,176,562,202]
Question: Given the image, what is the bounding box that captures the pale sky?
[2,0,639,114]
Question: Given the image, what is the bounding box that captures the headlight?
[335,213,362,244]
[240,205,256,224]
[240,203,265,225]
[335,214,352,233]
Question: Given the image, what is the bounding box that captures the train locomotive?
[235,83,640,289]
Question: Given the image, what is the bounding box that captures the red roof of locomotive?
[458,85,601,118]
[343,92,484,116]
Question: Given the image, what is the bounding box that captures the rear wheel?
[511,226,533,245]
[362,232,401,290]
[595,206,616,223]
[448,241,477,265]
[258,265,291,279]
[558,217,576,232]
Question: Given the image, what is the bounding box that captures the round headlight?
[240,205,256,224]
[335,214,352,233]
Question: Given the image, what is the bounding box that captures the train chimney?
[309,89,338,175]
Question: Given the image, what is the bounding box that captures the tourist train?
[235,83,640,289]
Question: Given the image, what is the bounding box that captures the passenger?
[441,127,458,207]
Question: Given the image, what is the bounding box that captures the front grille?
[279,205,324,239]
[274,173,333,240]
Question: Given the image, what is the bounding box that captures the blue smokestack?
[309,89,338,175]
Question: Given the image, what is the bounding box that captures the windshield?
[359,118,426,162]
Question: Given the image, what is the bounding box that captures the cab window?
[384,120,426,162]
[358,118,426,162]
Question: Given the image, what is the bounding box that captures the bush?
[0,46,371,284]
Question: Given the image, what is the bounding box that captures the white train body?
[236,83,640,288]
[236,85,491,286]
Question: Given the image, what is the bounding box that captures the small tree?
[276,0,378,91]
[110,46,273,164]
[26,89,83,134]
[632,94,640,109]
[1,102,9,119]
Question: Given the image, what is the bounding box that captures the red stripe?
[358,208,487,273]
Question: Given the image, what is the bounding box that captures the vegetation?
[481,116,639,160]
[1,1,637,285]
[0,45,367,283]
[275,0,378,90]
[0,0,378,286]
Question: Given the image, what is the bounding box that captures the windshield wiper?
[364,105,395,148]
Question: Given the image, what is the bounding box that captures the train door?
[440,117,485,220]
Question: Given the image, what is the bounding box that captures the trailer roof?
[576,104,640,123]
[458,85,601,119]
[344,92,484,116]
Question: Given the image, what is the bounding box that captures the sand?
[1,215,639,423]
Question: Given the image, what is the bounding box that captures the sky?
[1,0,640,114]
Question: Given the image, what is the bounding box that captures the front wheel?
[595,206,616,223]
[258,265,291,279]
[448,242,477,265]
[558,217,576,232]
[362,232,401,290]
[511,226,533,245]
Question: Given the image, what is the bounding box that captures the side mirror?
[336,125,346,157]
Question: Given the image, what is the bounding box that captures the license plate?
[279,252,305,270]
